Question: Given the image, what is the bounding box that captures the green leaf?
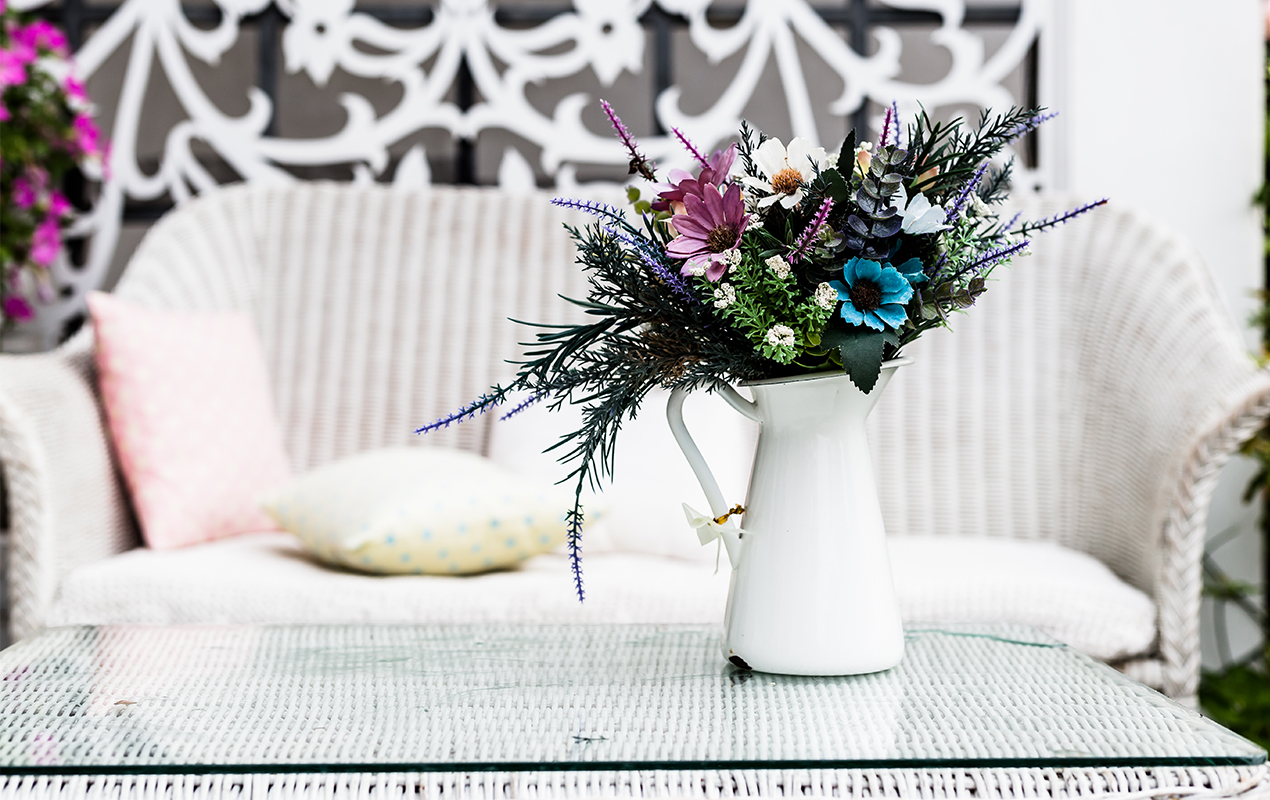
[823,168,849,202]
[881,329,900,348]
[819,322,851,350]
[838,129,857,174]
[837,329,885,393]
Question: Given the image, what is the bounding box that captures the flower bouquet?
[0,7,107,327]
[420,101,1104,610]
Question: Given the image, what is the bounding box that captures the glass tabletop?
[0,623,1260,775]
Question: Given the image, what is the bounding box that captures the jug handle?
[666,385,757,568]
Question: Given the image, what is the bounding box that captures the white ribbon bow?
[683,503,746,573]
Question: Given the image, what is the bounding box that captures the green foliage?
[830,327,886,393]
[1,9,106,331]
[708,241,833,366]
[1198,52,1270,746]
[907,106,1044,198]
[1200,657,1270,748]
[841,146,906,261]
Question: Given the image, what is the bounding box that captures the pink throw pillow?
[89,292,291,549]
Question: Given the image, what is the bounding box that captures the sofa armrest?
[1034,195,1270,703]
[1157,375,1270,703]
[0,334,136,640]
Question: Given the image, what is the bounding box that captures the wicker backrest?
[870,196,1249,594]
[114,183,591,470]
[114,183,1251,596]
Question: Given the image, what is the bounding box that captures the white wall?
[1053,1,1264,331]
[1050,1,1266,667]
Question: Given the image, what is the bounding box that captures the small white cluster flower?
[765,324,796,348]
[685,260,708,277]
[967,194,990,217]
[765,255,791,279]
[713,282,737,309]
[720,249,743,268]
[825,153,839,168]
[814,282,838,310]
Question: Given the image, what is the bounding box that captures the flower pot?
[666,360,908,676]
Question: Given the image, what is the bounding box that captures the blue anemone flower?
[829,257,914,332]
[891,256,926,285]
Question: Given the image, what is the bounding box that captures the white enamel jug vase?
[666,361,909,675]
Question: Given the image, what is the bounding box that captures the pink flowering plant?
[0,5,106,325]
[421,101,1104,598]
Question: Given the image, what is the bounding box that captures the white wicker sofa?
[1,182,1266,707]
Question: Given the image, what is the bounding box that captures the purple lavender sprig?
[1016,198,1108,236]
[601,98,656,181]
[672,127,710,167]
[788,198,833,264]
[499,392,544,421]
[416,390,507,434]
[955,238,1032,278]
[1004,111,1059,141]
[604,225,698,305]
[565,507,585,601]
[551,196,629,226]
[880,104,894,148]
[1002,211,1022,233]
[947,162,989,221]
[890,100,902,147]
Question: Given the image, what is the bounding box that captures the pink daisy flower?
[666,182,750,282]
[652,144,737,213]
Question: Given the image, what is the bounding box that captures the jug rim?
[739,357,913,388]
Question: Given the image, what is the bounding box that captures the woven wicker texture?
[0,766,1266,800]
[0,624,1259,771]
[1,183,1267,711]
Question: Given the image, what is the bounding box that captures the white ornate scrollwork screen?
[15,0,1051,347]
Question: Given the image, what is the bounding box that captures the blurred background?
[4,0,1266,729]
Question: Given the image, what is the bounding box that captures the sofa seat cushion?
[47,533,1156,662]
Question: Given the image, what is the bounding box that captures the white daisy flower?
[890,187,951,235]
[742,137,828,209]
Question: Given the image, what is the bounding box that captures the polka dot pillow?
[259,447,586,575]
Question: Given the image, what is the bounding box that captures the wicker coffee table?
[0,623,1262,799]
